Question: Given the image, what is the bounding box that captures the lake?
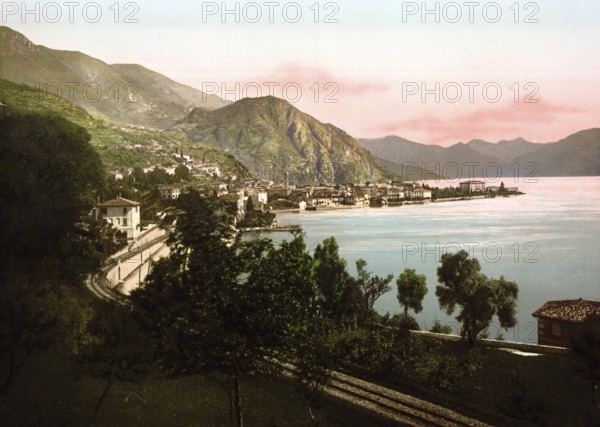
[271,176,600,343]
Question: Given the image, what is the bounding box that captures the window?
[551,321,562,336]
[123,207,128,215]
[123,218,128,226]
[100,208,107,215]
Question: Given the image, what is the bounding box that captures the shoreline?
[282,193,524,212]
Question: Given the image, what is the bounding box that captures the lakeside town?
[99,149,523,240]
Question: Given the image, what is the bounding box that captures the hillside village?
[98,146,520,236]
[101,150,523,241]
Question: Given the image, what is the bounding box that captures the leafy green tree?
[429,320,453,335]
[499,181,506,194]
[246,195,254,212]
[336,276,367,324]
[174,164,191,181]
[127,166,149,191]
[0,111,107,281]
[0,111,108,394]
[436,250,518,345]
[293,317,344,426]
[131,191,317,427]
[571,315,600,411]
[313,237,349,316]
[146,167,171,186]
[396,268,428,319]
[355,259,394,312]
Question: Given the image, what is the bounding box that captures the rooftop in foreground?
[532,299,600,322]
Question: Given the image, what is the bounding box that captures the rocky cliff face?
[169,96,390,184]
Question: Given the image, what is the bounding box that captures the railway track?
[85,228,169,305]
[276,361,491,427]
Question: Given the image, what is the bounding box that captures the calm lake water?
[272,176,600,343]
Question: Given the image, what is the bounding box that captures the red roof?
[96,197,140,208]
[532,299,600,323]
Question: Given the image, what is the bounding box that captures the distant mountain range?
[358,131,600,178]
[2,25,598,181]
[166,96,391,184]
[0,26,228,129]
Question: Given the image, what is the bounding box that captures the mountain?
[357,136,491,179]
[465,137,541,162]
[511,129,600,176]
[167,96,392,184]
[0,26,228,129]
[0,78,248,176]
[358,132,600,178]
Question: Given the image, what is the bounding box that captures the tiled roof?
[97,197,140,207]
[532,299,600,323]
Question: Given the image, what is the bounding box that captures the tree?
[131,191,317,427]
[396,268,428,319]
[430,320,453,335]
[355,259,394,312]
[313,237,349,316]
[293,318,344,426]
[0,111,108,394]
[571,315,600,412]
[174,164,191,181]
[436,250,518,345]
[146,166,171,186]
[246,195,254,212]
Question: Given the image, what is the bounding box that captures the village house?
[267,184,292,198]
[211,181,229,197]
[94,196,141,241]
[532,299,600,347]
[108,171,124,181]
[219,191,247,225]
[194,162,221,177]
[344,191,370,206]
[307,190,343,208]
[158,185,181,200]
[385,186,405,201]
[244,177,273,188]
[406,188,432,199]
[248,188,268,209]
[460,180,486,192]
[144,165,177,176]
[173,152,192,163]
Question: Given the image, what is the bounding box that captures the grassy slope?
[343,338,596,427]
[0,78,248,177]
[0,346,399,426]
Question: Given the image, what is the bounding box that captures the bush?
[430,320,453,335]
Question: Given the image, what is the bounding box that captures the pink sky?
[5,0,600,145]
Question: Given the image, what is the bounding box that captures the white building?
[158,185,181,200]
[406,188,432,199]
[94,197,141,241]
[196,163,221,177]
[459,180,486,192]
[248,188,268,209]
